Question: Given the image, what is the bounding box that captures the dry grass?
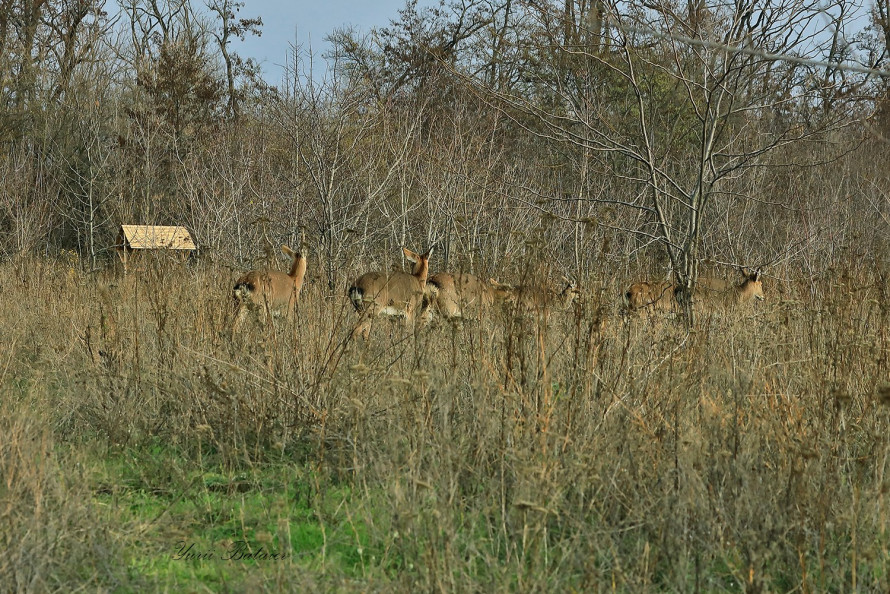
[1,254,888,591]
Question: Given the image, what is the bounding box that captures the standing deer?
[490,278,580,319]
[348,247,433,338]
[694,268,764,309]
[625,280,676,313]
[232,245,307,331]
[625,268,764,314]
[422,272,510,321]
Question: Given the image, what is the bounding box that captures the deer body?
[625,280,676,312]
[625,269,763,314]
[423,272,499,321]
[233,245,307,331]
[493,279,580,319]
[694,270,764,309]
[348,247,433,338]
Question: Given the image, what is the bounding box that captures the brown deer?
[233,245,307,331]
[422,272,514,321]
[491,278,580,319]
[625,268,764,314]
[348,247,434,338]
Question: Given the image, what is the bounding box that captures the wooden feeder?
[116,225,197,272]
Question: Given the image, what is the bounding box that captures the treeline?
[1,0,889,293]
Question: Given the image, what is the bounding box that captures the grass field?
[1,255,888,592]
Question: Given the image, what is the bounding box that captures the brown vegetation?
[1,254,889,590]
[2,0,890,588]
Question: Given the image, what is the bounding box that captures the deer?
[694,268,764,309]
[625,268,764,314]
[490,278,580,320]
[347,247,434,339]
[422,272,512,322]
[232,245,307,331]
[625,280,676,313]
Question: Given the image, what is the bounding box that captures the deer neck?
[289,254,307,284]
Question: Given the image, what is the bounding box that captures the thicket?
[0,0,886,284]
[2,0,890,590]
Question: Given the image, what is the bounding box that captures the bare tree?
[273,45,429,291]
[205,0,262,120]
[54,115,116,270]
[0,149,53,257]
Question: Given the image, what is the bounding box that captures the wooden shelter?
[117,225,197,271]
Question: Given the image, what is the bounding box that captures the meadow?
[2,0,889,588]
[1,252,888,592]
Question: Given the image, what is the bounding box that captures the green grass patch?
[85,442,379,589]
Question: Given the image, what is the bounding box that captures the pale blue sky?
[233,0,428,83]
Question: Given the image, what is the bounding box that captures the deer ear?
[402,247,419,262]
[424,246,435,259]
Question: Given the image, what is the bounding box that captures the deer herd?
[231,244,764,335]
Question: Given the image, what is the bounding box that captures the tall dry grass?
[0,252,888,591]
